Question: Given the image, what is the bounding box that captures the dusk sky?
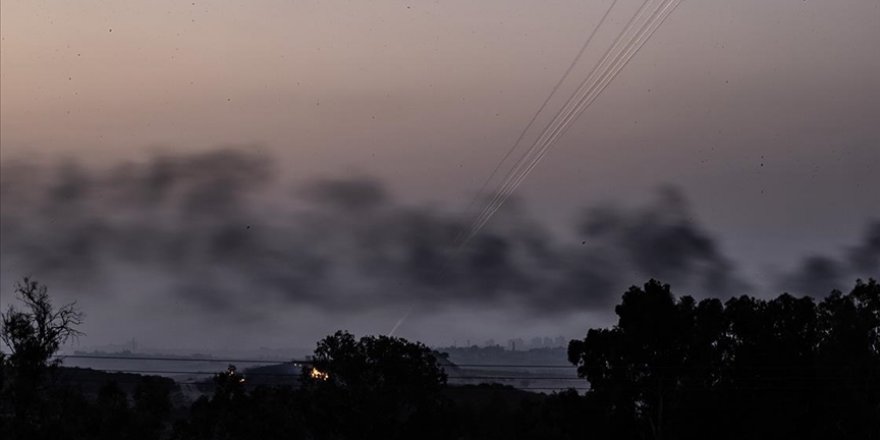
[1,0,878,351]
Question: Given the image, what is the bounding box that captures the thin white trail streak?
[467,0,674,242]
[460,0,658,242]
[388,307,412,337]
[460,0,661,244]
[452,0,620,248]
[390,0,682,336]
[499,0,682,204]
[461,0,680,246]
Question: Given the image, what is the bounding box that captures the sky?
[1,0,878,351]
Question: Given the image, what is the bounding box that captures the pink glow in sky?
[1,0,878,348]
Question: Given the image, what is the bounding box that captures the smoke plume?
[2,149,873,321]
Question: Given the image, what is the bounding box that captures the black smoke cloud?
[778,221,880,296]
[3,148,867,319]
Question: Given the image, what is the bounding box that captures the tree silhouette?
[0,278,83,437]
[568,278,880,440]
[810,279,880,438]
[173,375,309,440]
[172,364,256,439]
[1,278,83,371]
[89,381,131,440]
[303,330,449,439]
[0,277,874,439]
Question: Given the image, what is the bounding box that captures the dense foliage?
[568,278,880,439]
[300,331,449,439]
[1,278,877,439]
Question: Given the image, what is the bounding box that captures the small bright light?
[310,367,329,381]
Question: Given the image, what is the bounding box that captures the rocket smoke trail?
[390,0,684,336]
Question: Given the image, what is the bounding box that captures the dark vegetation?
[1,278,878,439]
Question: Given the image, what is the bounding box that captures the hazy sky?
[1,0,878,350]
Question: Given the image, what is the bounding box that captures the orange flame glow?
[310,367,329,381]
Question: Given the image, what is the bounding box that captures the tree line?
[1,277,878,439]
[567,278,879,439]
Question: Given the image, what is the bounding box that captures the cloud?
[2,148,758,319]
[778,221,880,296]
[574,186,746,297]
[849,221,880,276]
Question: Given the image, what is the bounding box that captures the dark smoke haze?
[1,149,877,347]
